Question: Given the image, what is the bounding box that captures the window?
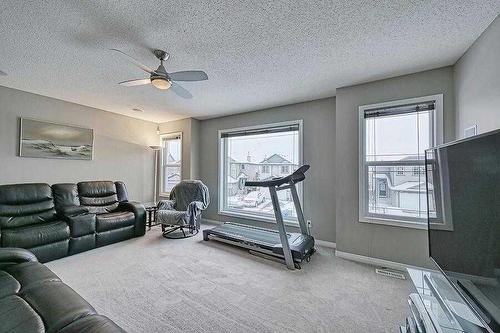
[359,95,443,227]
[378,180,387,198]
[160,133,182,195]
[412,166,425,176]
[219,121,302,222]
[281,165,290,174]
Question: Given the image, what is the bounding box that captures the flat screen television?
[426,129,500,332]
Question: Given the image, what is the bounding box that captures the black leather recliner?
[0,181,146,263]
[0,183,70,263]
[76,181,146,247]
[0,247,125,333]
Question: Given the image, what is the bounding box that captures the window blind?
[162,133,181,140]
[364,101,435,119]
[220,124,299,138]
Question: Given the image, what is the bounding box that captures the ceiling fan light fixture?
[151,77,171,90]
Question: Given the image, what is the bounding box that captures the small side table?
[145,206,159,230]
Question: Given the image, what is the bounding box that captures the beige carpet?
[46,226,410,332]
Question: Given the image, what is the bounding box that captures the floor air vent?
[375,268,406,280]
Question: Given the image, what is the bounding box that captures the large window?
[359,95,442,227]
[160,132,182,195]
[219,121,302,222]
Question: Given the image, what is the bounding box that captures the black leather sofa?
[0,247,125,333]
[0,181,146,262]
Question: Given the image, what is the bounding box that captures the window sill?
[359,216,428,230]
[218,210,299,227]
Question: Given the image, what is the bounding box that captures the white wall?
[335,67,455,268]
[455,15,500,138]
[0,86,158,202]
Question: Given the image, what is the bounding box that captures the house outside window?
[412,166,425,176]
[160,132,182,196]
[359,95,443,228]
[378,180,387,198]
[219,121,302,223]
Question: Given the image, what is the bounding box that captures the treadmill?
[203,165,315,270]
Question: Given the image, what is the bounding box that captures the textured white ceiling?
[0,1,499,122]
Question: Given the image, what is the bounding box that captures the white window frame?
[358,94,443,229]
[218,120,303,225]
[159,132,183,197]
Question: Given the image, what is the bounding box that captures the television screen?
[426,129,500,332]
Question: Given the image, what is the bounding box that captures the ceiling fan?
[111,48,208,99]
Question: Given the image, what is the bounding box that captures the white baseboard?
[335,250,421,271]
[315,240,336,249]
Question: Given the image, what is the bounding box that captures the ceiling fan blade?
[170,82,193,99]
[169,70,208,81]
[110,49,156,74]
[118,78,151,87]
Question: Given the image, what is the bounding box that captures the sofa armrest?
[0,247,38,264]
[58,205,90,217]
[118,201,146,237]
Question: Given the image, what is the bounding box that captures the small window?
[261,165,270,173]
[378,180,387,198]
[160,133,182,195]
[412,166,425,176]
[281,165,289,174]
[359,95,443,226]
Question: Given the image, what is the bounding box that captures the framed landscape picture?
[19,118,93,160]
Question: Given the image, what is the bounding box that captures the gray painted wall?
[0,86,158,202]
[158,117,201,199]
[199,98,336,243]
[455,15,500,138]
[335,67,455,268]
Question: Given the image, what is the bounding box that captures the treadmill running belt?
[210,223,288,247]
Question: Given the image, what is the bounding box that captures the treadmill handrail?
[245,165,310,188]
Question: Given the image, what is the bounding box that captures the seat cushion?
[0,295,45,333]
[96,212,135,232]
[157,209,188,226]
[1,221,70,248]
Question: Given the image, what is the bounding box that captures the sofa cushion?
[0,295,45,333]
[1,221,69,248]
[96,211,135,232]
[20,281,96,333]
[2,261,60,291]
[30,240,69,263]
[78,181,116,198]
[0,270,21,298]
[52,183,80,207]
[114,181,128,203]
[0,183,52,205]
